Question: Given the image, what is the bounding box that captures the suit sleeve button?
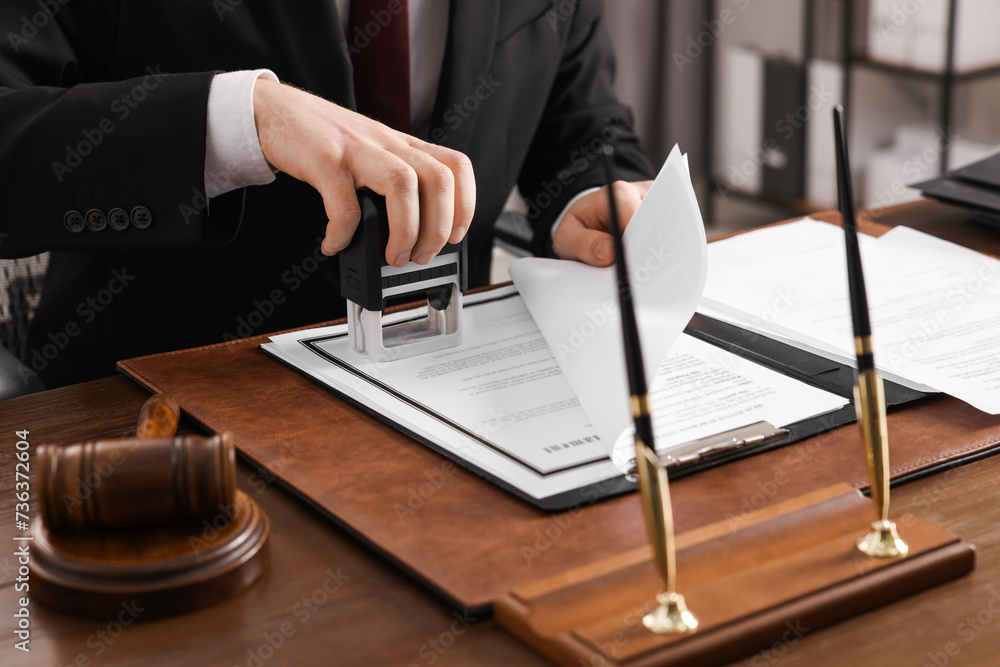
[64,210,85,233]
[85,208,107,231]
[108,207,130,230]
[130,206,152,229]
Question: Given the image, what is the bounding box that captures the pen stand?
[495,482,975,666]
[30,420,270,619]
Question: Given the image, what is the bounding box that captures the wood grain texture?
[2,377,999,666]
[1,378,547,667]
[496,486,975,666]
[135,394,181,440]
[37,433,235,530]
[31,489,269,620]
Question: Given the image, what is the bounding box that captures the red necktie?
[348,0,411,133]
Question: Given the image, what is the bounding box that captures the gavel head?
[37,432,236,532]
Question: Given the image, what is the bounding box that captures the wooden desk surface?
[3,200,1000,666]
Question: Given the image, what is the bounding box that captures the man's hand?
[553,180,653,267]
[253,78,476,267]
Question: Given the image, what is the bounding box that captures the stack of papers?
[700,218,1000,414]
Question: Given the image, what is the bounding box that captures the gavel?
[38,394,236,531]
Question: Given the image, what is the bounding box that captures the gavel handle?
[136,394,181,439]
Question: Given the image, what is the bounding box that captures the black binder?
[761,57,806,199]
[912,151,1000,228]
[667,313,926,483]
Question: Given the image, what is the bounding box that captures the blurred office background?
[493,0,1000,279]
[603,0,1000,233]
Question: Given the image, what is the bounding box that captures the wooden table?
[3,200,1000,666]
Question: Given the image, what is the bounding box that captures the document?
[510,146,708,453]
[265,288,613,505]
[263,286,847,506]
[700,218,1000,414]
[262,153,848,506]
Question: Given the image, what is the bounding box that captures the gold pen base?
[857,519,909,558]
[642,591,698,634]
[495,484,976,667]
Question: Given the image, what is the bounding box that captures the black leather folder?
[671,312,926,483]
[950,152,1000,189]
[912,151,1000,228]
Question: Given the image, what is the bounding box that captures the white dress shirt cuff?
[205,69,280,199]
[550,186,601,242]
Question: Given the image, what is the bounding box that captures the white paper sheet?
[700,218,1000,413]
[509,146,709,452]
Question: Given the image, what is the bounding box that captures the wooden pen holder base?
[495,484,975,667]
[30,490,269,619]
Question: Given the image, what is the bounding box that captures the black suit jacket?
[0,0,652,387]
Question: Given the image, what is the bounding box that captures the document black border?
[297,291,609,478]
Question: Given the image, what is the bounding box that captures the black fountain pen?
[833,105,908,558]
[602,146,697,633]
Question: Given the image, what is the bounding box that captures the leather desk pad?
[118,213,1000,612]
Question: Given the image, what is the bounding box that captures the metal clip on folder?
[339,190,468,360]
[659,421,790,469]
[615,421,790,482]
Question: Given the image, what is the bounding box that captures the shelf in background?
[711,180,827,218]
[851,55,1000,83]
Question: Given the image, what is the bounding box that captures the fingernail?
[414,252,433,265]
[595,239,610,260]
[394,252,410,266]
[321,243,336,256]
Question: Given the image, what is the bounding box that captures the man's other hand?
[553,180,653,267]
[253,79,476,267]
